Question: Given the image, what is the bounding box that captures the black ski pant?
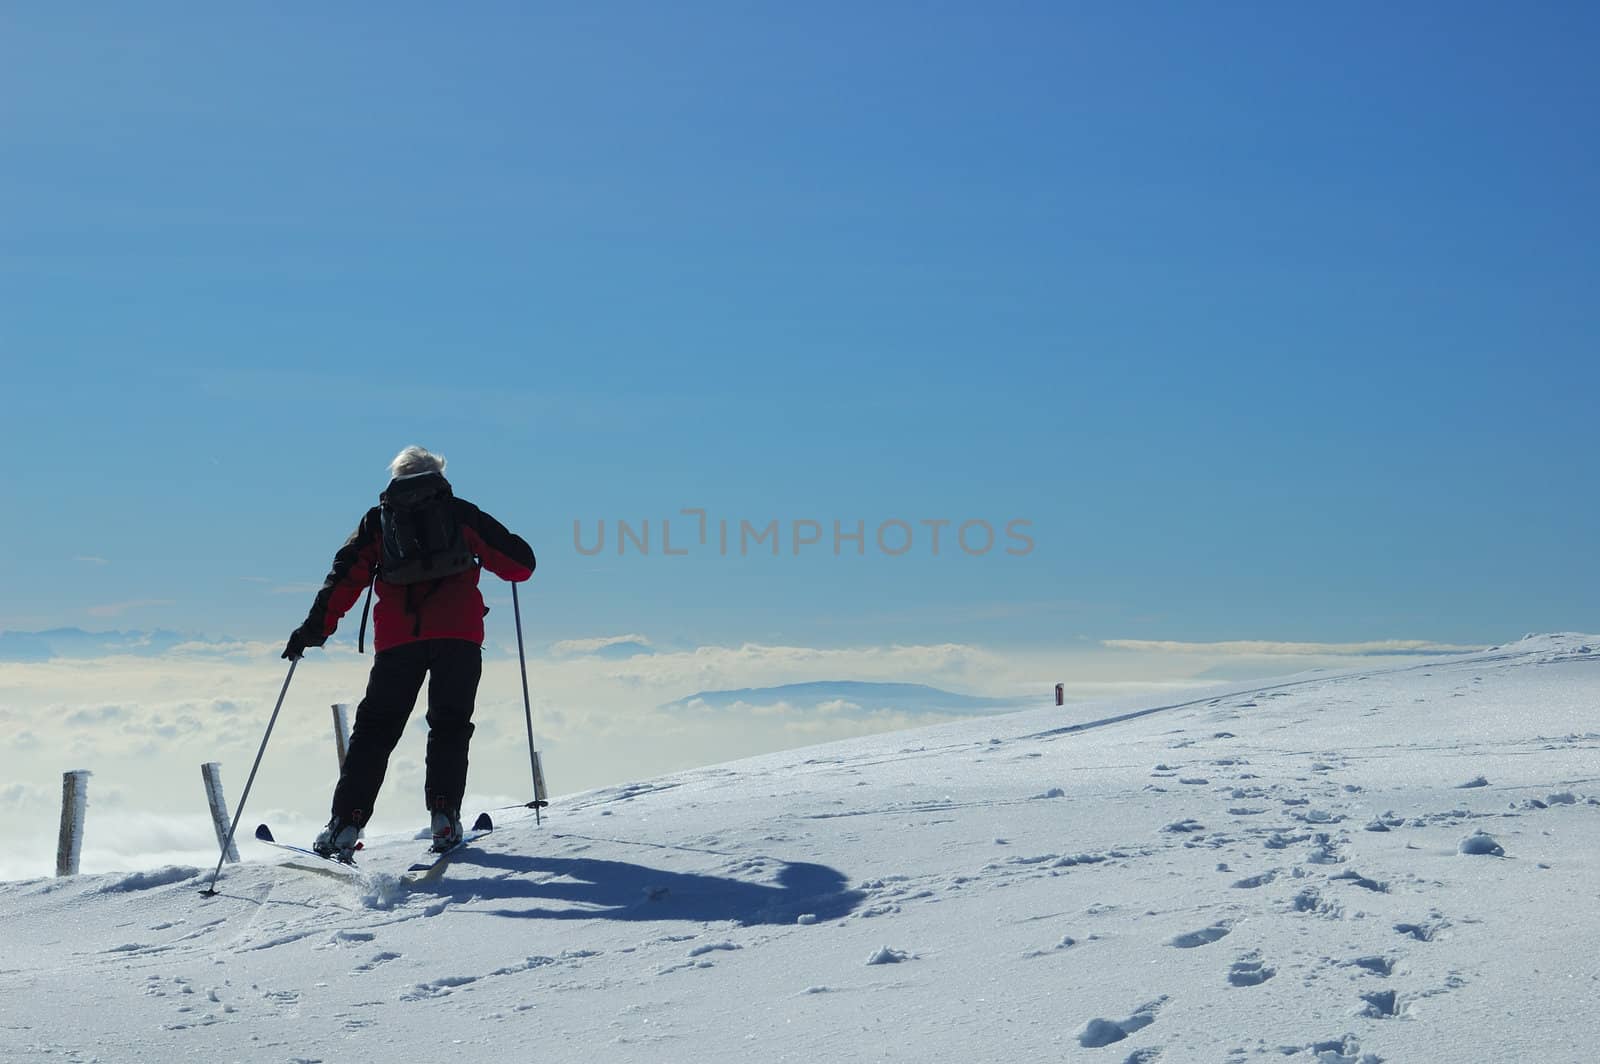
[330,638,482,825]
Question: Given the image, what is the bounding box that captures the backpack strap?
[406,579,446,638]
[356,574,377,653]
[360,569,448,651]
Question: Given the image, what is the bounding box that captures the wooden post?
[55,770,91,877]
[331,703,351,768]
[1055,682,1065,707]
[200,762,240,863]
[532,750,549,808]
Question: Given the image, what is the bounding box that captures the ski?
[251,815,490,881]
[403,812,493,880]
[253,823,362,876]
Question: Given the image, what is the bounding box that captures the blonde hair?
[388,445,446,479]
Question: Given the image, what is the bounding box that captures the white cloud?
[168,638,283,657]
[550,634,655,656]
[1,781,51,807]
[73,556,110,566]
[63,706,128,727]
[1101,638,1483,656]
[591,641,998,692]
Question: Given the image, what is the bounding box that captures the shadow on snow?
[416,850,866,925]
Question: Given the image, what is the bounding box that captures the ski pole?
[512,582,549,823]
[199,657,298,897]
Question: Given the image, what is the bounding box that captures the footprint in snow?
[1227,953,1275,987]
[865,946,913,965]
[1075,997,1166,1048]
[1306,836,1344,864]
[1023,934,1078,959]
[1328,869,1388,893]
[687,941,741,958]
[1394,919,1447,942]
[1458,831,1505,857]
[1169,923,1231,949]
[352,951,401,973]
[321,930,375,949]
[1359,989,1403,1018]
[1230,871,1278,889]
[402,974,478,1000]
[1293,1035,1380,1063]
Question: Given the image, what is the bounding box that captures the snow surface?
[4,633,1599,1063]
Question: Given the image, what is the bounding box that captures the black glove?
[282,622,327,661]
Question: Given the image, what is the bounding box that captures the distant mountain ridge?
[0,628,204,662]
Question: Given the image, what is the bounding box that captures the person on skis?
[282,446,536,860]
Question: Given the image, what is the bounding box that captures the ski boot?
[312,814,362,862]
[430,806,463,853]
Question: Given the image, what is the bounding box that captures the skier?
[282,446,536,860]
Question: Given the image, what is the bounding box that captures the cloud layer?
[0,627,1486,880]
[0,635,1053,880]
[1102,638,1484,656]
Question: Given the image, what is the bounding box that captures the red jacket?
[302,484,535,653]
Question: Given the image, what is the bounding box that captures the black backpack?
[378,472,476,585]
[356,471,477,651]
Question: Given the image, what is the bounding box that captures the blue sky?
[3,3,1596,654]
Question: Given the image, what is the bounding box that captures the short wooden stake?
[201,762,240,863]
[532,750,549,808]
[331,703,352,767]
[55,770,91,877]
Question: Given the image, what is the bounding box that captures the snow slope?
[4,634,1598,1063]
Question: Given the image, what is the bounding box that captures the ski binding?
[253,823,362,874]
[404,812,493,879]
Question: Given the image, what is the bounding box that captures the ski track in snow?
[3,634,1600,1061]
